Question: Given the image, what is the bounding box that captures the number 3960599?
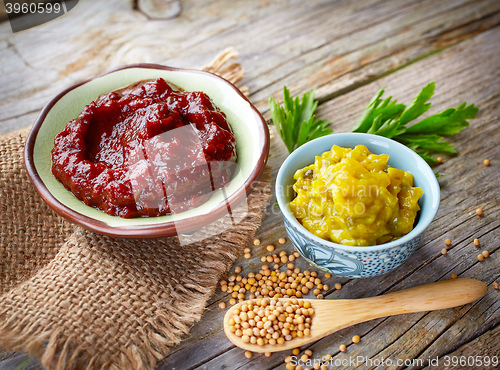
[443,356,498,367]
[5,2,62,14]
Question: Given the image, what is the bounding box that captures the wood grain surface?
[1,0,498,369]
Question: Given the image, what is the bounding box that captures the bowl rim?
[276,132,440,252]
[24,63,269,238]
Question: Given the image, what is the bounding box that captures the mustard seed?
[445,239,452,246]
[235,266,242,273]
[483,159,490,166]
[267,245,275,252]
[441,248,447,255]
[219,302,226,309]
[301,354,309,362]
[451,274,458,279]
[482,250,489,258]
[279,237,286,244]
[244,351,253,359]
[244,253,251,259]
[493,282,499,289]
[437,157,443,164]
[477,254,484,262]
[352,335,361,343]
[305,349,313,357]
[335,283,342,290]
[339,344,347,352]
[253,239,261,246]
[476,208,483,216]
[292,348,300,355]
[474,238,480,247]
[325,273,331,278]
[244,247,251,254]
[265,352,272,357]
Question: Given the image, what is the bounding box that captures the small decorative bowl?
[25,64,269,238]
[276,133,440,278]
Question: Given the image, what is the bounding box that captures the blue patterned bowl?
[276,133,440,278]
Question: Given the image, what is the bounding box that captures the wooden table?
[1,0,499,369]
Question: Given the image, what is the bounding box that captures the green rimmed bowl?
[25,64,269,238]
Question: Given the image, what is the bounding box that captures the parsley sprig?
[269,82,478,165]
[269,87,332,153]
[352,82,478,163]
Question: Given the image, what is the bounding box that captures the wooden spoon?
[223,278,487,352]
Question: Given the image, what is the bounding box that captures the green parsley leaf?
[269,87,332,153]
[353,82,478,164]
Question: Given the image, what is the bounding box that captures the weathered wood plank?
[159,25,500,370]
[421,324,500,370]
[1,1,499,369]
[1,0,500,133]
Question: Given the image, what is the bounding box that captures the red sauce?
[51,78,237,218]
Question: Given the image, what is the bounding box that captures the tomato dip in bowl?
[25,64,269,238]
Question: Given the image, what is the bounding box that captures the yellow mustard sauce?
[290,145,423,246]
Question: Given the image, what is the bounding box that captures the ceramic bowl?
[25,64,269,238]
[276,133,440,278]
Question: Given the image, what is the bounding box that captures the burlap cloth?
[0,50,271,369]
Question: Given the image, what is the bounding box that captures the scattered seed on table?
[352,335,361,343]
[253,238,261,246]
[477,254,485,262]
[285,355,292,363]
[445,239,452,246]
[339,344,347,352]
[244,247,251,254]
[474,238,480,247]
[305,349,313,357]
[279,237,286,244]
[245,351,253,359]
[493,282,499,289]
[301,354,309,362]
[265,352,272,357]
[235,266,242,273]
[483,159,490,166]
[476,208,483,216]
[441,248,447,255]
[267,245,275,252]
[292,348,300,355]
[229,298,236,305]
[325,273,331,278]
[335,283,342,290]
[219,302,226,309]
[451,274,458,279]
[482,250,489,258]
[244,253,251,259]
[437,157,443,164]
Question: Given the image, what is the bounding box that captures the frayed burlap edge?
[0,48,271,369]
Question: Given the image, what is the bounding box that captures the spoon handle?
[330,278,487,329]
